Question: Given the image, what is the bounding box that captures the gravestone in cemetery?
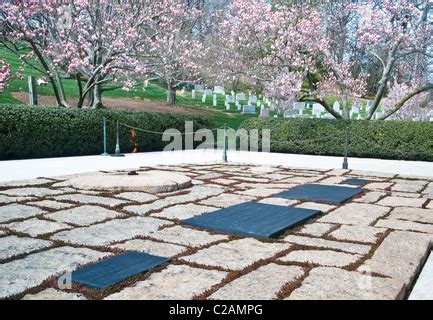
[260,108,270,118]
[333,101,340,113]
[284,109,295,118]
[293,102,306,113]
[225,102,230,111]
[205,89,213,96]
[352,103,360,114]
[249,96,258,104]
[202,93,206,103]
[191,90,196,100]
[321,113,335,120]
[214,86,225,94]
[226,95,235,103]
[236,92,246,101]
[194,84,204,93]
[430,118,433,122]
[242,105,256,114]
[312,103,324,117]
[213,94,217,107]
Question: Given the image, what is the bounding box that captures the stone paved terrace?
[1,163,433,300]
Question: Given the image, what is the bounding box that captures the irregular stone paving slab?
[280,250,361,267]
[52,170,192,193]
[212,178,238,186]
[296,202,336,213]
[152,204,218,220]
[330,225,387,244]
[0,195,34,204]
[46,205,122,226]
[0,246,109,299]
[195,173,225,180]
[280,176,323,184]
[423,183,433,195]
[22,288,87,300]
[318,203,390,226]
[150,225,228,247]
[375,219,433,234]
[349,170,396,179]
[0,178,53,188]
[428,201,433,209]
[232,176,270,183]
[298,223,335,237]
[287,267,405,300]
[125,186,224,215]
[0,188,64,197]
[389,191,421,198]
[59,187,101,195]
[199,193,256,208]
[283,235,371,255]
[258,197,299,207]
[210,264,304,300]
[236,188,286,198]
[249,166,280,174]
[52,217,171,246]
[111,239,187,257]
[391,179,428,193]
[237,183,295,189]
[0,204,46,223]
[376,196,426,208]
[53,194,128,208]
[385,207,433,224]
[114,192,158,203]
[358,231,433,285]
[105,264,227,300]
[364,182,393,190]
[181,238,290,270]
[262,173,290,181]
[27,200,75,210]
[0,236,52,260]
[353,192,385,204]
[5,218,72,237]
[319,176,347,185]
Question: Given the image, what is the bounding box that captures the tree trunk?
[91,82,103,109]
[167,80,176,105]
[342,93,350,120]
[366,41,401,120]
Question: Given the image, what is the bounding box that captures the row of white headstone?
[190,85,275,116]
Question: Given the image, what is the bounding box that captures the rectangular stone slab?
[182,202,320,238]
[343,178,370,186]
[275,184,363,204]
[71,252,170,289]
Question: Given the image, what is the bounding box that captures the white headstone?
[205,89,213,96]
[225,102,230,111]
[430,117,433,122]
[214,86,225,95]
[194,85,204,93]
[249,96,258,104]
[191,90,196,100]
[333,101,340,113]
[293,102,306,111]
[213,94,217,107]
[284,110,295,118]
[260,108,269,118]
[202,94,206,103]
[312,103,324,117]
[242,105,256,114]
[236,93,246,101]
[352,104,360,114]
[226,95,235,103]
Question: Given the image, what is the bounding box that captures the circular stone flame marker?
[58,170,192,193]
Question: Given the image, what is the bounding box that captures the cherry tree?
[0,59,11,93]
[139,0,207,105]
[1,0,150,108]
[357,1,433,120]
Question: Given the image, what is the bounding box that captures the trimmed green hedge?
[0,105,215,160]
[240,118,433,161]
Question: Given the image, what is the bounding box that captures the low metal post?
[342,126,349,169]
[101,117,109,156]
[223,124,228,162]
[111,120,125,157]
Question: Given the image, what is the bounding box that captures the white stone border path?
[1,149,433,183]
